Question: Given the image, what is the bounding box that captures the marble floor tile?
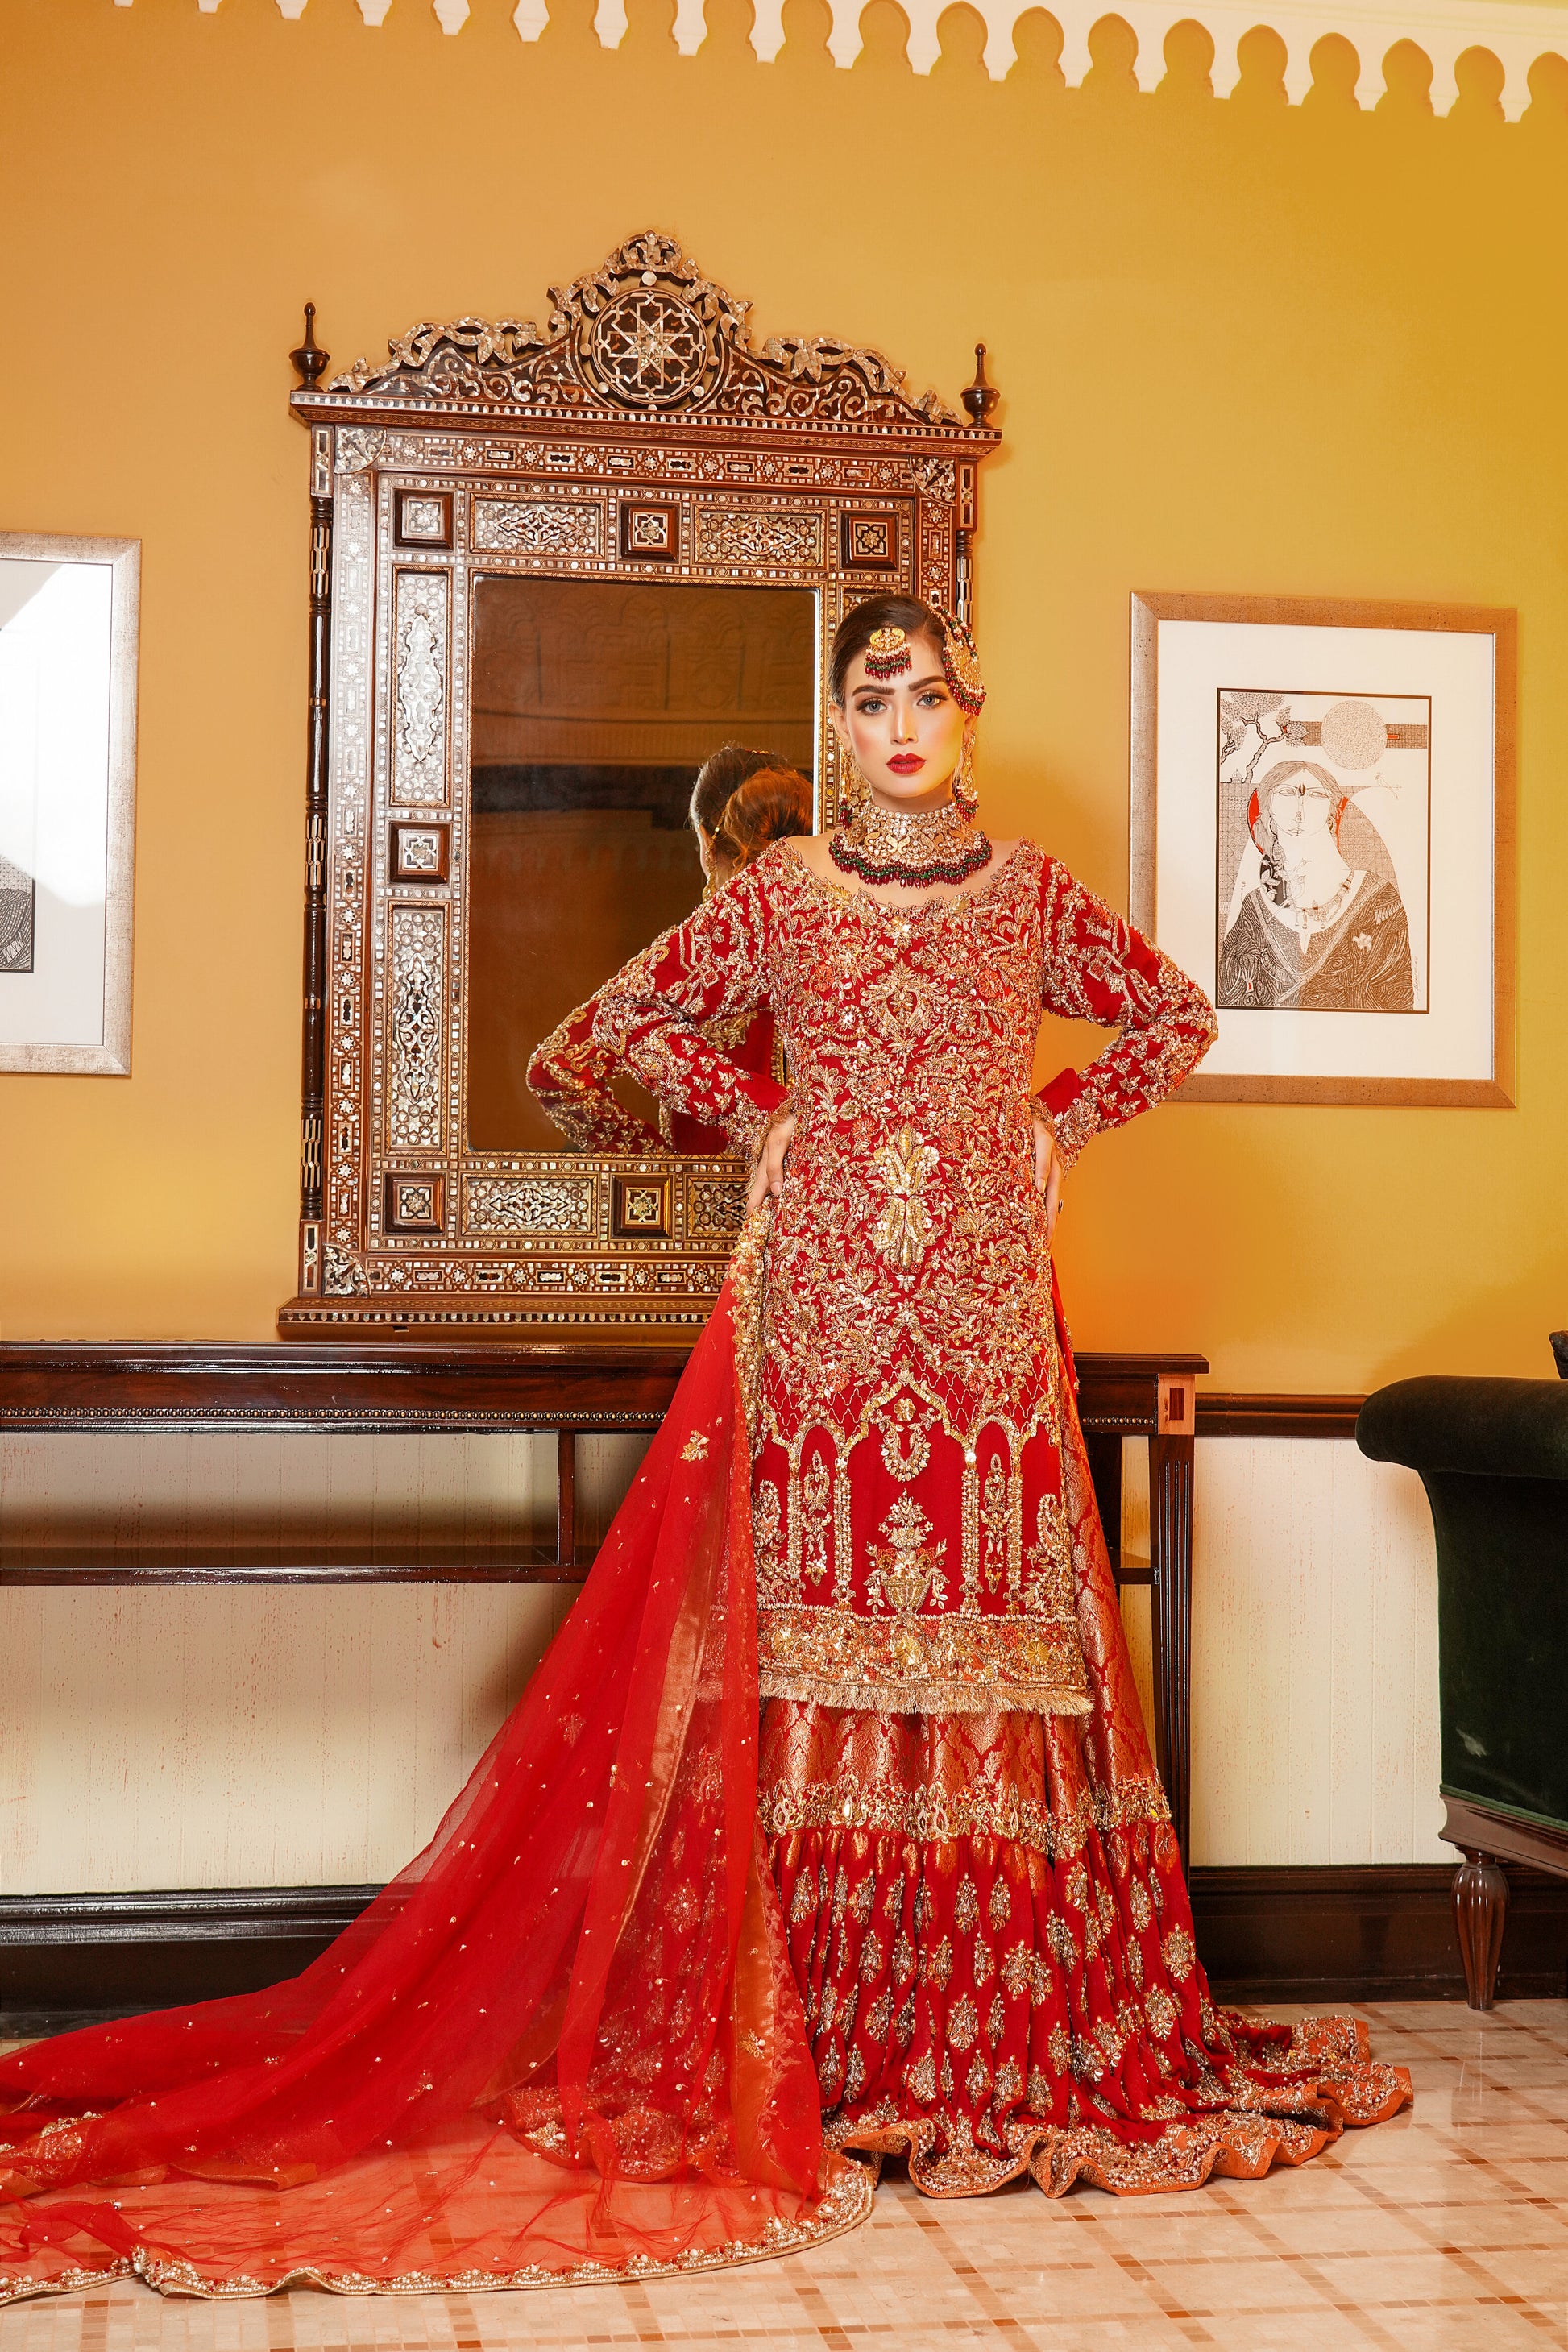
[2,2001,1567,2349]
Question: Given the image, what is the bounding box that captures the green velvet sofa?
[1357,1373,1568,2009]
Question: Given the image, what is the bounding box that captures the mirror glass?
[465,577,816,1151]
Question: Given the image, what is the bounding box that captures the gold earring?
[951,736,980,823]
[838,748,867,823]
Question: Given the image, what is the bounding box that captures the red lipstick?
[886,754,926,774]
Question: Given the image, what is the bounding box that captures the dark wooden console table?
[0,1342,1206,1856]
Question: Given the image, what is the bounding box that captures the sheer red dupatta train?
[0,1220,870,2304]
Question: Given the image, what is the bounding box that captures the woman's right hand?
[747,1108,795,1211]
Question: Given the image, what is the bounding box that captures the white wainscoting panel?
[0,1430,649,1894]
[1184,1437,1446,1866]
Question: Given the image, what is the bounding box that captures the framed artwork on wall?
[1130,591,1515,1106]
[0,533,139,1075]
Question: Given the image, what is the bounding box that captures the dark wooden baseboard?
[2,1866,1564,2028]
[1191,1864,1568,2003]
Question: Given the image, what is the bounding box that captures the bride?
[0,598,1408,2304]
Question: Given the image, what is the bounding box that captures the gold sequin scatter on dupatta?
[0,1203,873,2303]
[595,837,1410,2203]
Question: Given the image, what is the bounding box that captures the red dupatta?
[0,1220,869,2303]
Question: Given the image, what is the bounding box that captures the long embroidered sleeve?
[591,870,787,1157]
[526,993,666,1155]
[1032,860,1217,1171]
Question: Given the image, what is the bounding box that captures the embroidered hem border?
[0,2157,876,2308]
[758,1773,1172,1856]
[828,2080,1406,2200]
[759,1607,1091,1719]
[826,2016,1413,2200]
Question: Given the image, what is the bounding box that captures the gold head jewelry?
[863,624,914,682]
[934,608,986,716]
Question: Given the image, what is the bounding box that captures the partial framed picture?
[0,533,139,1074]
[1130,592,1514,1105]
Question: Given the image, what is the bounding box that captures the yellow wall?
[2,0,1565,1388]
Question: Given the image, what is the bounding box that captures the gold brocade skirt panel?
[760,1699,1412,2200]
[752,1375,1090,1719]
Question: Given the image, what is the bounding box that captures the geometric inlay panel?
[387,905,446,1151]
[473,499,603,556]
[612,1174,672,1238]
[839,508,900,571]
[687,1177,749,1238]
[696,508,823,568]
[464,1176,597,1234]
[392,569,448,805]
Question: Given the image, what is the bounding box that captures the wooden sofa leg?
[1453,1848,1508,2010]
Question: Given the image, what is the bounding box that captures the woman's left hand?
[1031,1110,1064,1242]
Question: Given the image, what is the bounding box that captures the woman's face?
[1265,771,1337,845]
[831,632,972,807]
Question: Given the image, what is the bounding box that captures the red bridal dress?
[592,841,1409,2195]
[0,843,1408,2308]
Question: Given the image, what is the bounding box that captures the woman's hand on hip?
[1031,1109,1064,1242]
[747,1108,796,1211]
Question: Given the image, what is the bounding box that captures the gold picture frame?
[1130,590,1516,1107]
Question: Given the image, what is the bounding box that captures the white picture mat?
[1154,619,1495,1083]
[0,559,114,1047]
[0,536,138,1073]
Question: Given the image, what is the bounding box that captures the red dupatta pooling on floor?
[0,1224,872,2303]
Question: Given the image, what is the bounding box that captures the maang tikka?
[863,624,914,682]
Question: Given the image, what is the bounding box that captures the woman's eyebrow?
[853,671,946,697]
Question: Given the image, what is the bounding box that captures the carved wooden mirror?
[279,231,999,1336]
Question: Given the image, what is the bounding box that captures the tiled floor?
[1,2001,1563,2349]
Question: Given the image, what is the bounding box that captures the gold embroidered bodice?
[595,840,1216,1718]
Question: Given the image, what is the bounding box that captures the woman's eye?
[857,697,886,715]
[917,691,946,708]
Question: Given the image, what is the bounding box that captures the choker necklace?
[831,796,993,889]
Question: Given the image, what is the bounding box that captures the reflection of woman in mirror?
[0,602,1406,2304]
[1217,755,1413,1012]
[691,740,796,892]
[526,754,811,1151]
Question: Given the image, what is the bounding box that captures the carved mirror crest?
[279,231,1000,1335]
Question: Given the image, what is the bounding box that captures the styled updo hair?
[690,742,797,835]
[711,764,813,869]
[829,594,946,707]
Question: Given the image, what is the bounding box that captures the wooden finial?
[290,302,330,391]
[961,342,998,426]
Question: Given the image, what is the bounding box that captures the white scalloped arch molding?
[155,0,1568,118]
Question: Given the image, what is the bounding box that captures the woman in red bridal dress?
[0,599,1408,2307]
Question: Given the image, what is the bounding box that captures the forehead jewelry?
[934,608,986,716]
[863,624,914,682]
